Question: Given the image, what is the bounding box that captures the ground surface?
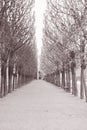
[0,80,87,130]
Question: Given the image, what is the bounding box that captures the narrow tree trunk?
[18,73,20,87]
[70,51,77,96]
[8,62,13,93]
[0,61,1,97]
[80,42,87,101]
[1,64,4,97]
[71,66,77,96]
[83,71,87,102]
[1,63,7,96]
[13,74,15,91]
[62,67,65,89]
[56,71,60,87]
[18,71,22,87]
[16,69,19,88]
[80,68,84,99]
[80,61,87,101]
[12,63,16,90]
[66,68,71,92]
[3,66,7,96]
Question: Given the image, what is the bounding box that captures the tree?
[0,0,37,97]
[41,0,87,101]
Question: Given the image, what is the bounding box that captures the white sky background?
[35,0,47,70]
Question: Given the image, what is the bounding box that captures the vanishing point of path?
[0,80,87,130]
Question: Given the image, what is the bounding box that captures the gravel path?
[0,80,87,130]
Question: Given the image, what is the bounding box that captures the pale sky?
[35,0,47,69]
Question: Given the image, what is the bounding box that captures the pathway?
[0,80,87,130]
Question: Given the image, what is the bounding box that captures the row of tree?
[0,0,37,97]
[41,0,87,102]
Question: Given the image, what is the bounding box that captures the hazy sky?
[35,0,47,56]
[35,0,47,70]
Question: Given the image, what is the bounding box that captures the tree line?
[0,0,37,97]
[41,0,87,102]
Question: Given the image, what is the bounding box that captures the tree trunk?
[56,71,60,87]
[8,62,13,93]
[80,68,84,99]
[1,63,7,96]
[18,72,22,87]
[62,67,65,89]
[71,66,77,96]
[66,68,71,92]
[13,74,15,91]
[70,51,77,96]
[3,66,7,96]
[80,63,87,101]
[1,65,3,96]
[83,73,87,102]
[80,42,87,101]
